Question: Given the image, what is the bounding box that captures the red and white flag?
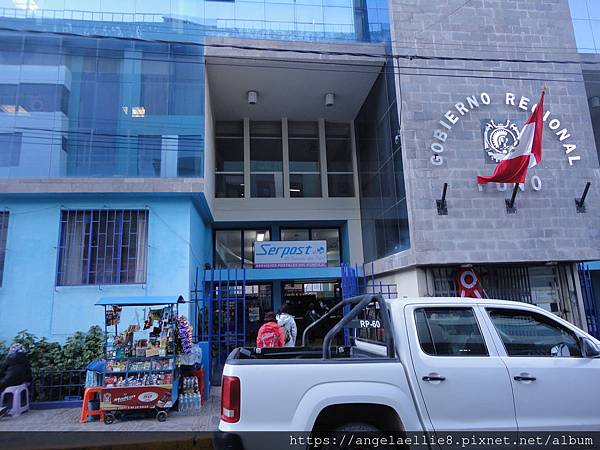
[477,91,544,185]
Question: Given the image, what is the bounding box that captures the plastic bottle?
[193,393,199,413]
[180,394,187,415]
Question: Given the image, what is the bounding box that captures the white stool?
[0,383,30,416]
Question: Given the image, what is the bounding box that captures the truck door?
[406,305,517,432]
[483,306,600,431]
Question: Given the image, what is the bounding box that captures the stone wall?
[375,0,600,273]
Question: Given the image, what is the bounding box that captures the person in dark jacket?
[0,343,32,418]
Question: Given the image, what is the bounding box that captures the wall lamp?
[325,93,335,107]
[436,182,448,215]
[247,90,258,105]
[575,181,591,213]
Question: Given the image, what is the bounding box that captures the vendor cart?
[95,296,184,424]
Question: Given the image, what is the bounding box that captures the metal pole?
[509,183,519,208]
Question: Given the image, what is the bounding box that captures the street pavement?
[0,387,221,432]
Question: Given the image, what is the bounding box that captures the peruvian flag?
[477,91,544,185]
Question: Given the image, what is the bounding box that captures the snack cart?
[96,296,184,424]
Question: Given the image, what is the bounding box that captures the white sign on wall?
[254,240,327,268]
[429,92,580,167]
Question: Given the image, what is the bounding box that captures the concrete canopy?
[204,37,386,122]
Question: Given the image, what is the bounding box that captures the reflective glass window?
[250,121,283,197]
[415,308,488,357]
[288,121,321,197]
[140,56,169,116]
[326,122,354,197]
[488,308,582,358]
[0,133,21,167]
[138,135,162,177]
[214,229,271,268]
[243,229,270,268]
[215,230,243,268]
[216,121,244,197]
[178,135,203,177]
[311,228,340,266]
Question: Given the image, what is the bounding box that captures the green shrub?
[10,326,104,372]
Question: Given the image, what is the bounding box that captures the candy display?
[98,296,185,424]
[104,372,173,388]
[177,316,193,354]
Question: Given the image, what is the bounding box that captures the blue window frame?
[57,209,148,286]
[0,212,9,286]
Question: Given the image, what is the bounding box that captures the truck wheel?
[333,422,380,433]
[103,413,115,425]
[156,411,168,422]
[315,422,389,450]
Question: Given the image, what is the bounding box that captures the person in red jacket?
[256,312,285,348]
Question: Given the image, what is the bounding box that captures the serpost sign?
[254,240,327,268]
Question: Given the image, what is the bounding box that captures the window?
[487,308,582,357]
[18,84,69,115]
[215,121,244,198]
[0,212,8,286]
[0,133,21,167]
[414,308,488,356]
[140,56,169,116]
[177,135,203,177]
[280,229,310,241]
[326,122,355,197]
[356,301,387,344]
[311,228,341,267]
[355,67,410,262]
[280,228,341,266]
[138,135,162,177]
[0,85,17,112]
[288,121,321,197]
[214,229,271,269]
[57,210,148,286]
[250,121,283,198]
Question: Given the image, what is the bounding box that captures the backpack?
[258,331,278,348]
[257,323,282,348]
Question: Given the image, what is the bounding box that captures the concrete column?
[282,118,290,198]
[350,121,359,198]
[318,118,328,198]
[243,118,250,199]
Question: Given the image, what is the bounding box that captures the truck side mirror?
[580,337,600,358]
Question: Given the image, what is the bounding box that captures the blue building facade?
[0,0,409,343]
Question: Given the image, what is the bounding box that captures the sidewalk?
[0,387,221,432]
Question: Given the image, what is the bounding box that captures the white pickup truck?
[216,295,600,448]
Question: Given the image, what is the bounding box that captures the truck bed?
[227,342,391,363]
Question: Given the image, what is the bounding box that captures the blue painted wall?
[0,195,208,342]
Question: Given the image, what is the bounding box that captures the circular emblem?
[482,120,521,163]
[459,270,478,289]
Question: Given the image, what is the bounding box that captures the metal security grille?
[425,264,582,325]
[426,265,532,303]
[57,209,148,286]
[578,263,599,338]
[0,212,8,286]
[32,369,86,403]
